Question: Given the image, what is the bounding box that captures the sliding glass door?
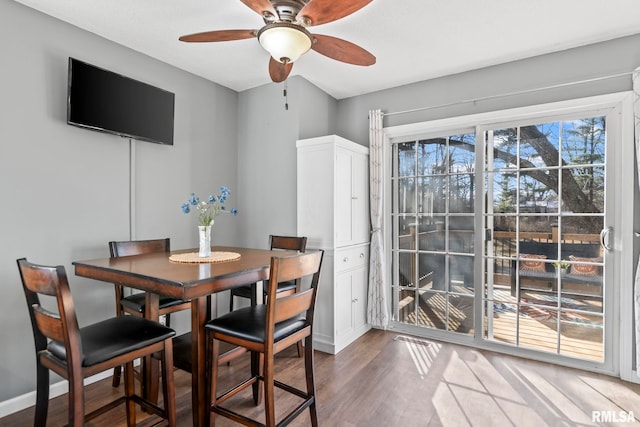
[389,100,622,369]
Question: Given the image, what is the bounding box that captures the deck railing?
[491,230,600,275]
[396,228,599,287]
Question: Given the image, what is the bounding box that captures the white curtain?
[633,68,640,373]
[368,109,389,328]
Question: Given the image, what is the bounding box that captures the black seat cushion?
[232,281,297,298]
[121,292,187,313]
[48,316,175,367]
[205,305,307,344]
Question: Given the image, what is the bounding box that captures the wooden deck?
[398,285,603,362]
[489,307,603,361]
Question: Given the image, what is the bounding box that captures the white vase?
[198,224,212,257]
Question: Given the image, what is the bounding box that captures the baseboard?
[0,369,113,419]
[314,324,372,355]
[313,338,337,355]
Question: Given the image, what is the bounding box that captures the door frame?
[383,92,635,379]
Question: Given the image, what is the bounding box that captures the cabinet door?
[335,148,353,246]
[335,271,353,338]
[351,265,369,331]
[336,148,369,247]
[336,265,369,338]
[351,151,370,244]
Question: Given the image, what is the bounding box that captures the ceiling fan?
[178,0,376,83]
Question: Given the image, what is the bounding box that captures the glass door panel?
[392,132,475,335]
[483,116,606,363]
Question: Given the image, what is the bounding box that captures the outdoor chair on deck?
[17,257,176,427]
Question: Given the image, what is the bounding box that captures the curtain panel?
[368,109,389,328]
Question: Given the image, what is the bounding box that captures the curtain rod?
[383,71,632,117]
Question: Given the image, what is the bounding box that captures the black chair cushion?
[231,281,296,298]
[205,305,307,344]
[121,292,187,313]
[48,316,175,367]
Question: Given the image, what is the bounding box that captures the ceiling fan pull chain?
[284,80,289,110]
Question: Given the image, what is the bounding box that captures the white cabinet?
[297,135,371,354]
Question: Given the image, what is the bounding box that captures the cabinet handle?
[352,298,358,303]
[352,196,358,200]
[360,253,364,258]
[343,257,349,263]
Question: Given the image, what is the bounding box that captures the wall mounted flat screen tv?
[67,57,175,145]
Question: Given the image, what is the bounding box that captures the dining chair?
[229,235,307,357]
[205,250,324,427]
[109,238,191,387]
[229,235,308,310]
[17,258,177,427]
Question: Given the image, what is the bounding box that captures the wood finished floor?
[2,329,640,426]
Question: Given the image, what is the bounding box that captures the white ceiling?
[13,0,640,99]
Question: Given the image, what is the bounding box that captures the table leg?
[192,296,208,427]
[144,292,160,403]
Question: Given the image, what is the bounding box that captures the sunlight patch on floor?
[395,335,441,378]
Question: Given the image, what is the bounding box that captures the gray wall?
[0,1,239,402]
[235,76,337,250]
[335,34,640,143]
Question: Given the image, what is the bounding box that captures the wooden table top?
[73,246,277,300]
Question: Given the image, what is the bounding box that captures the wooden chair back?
[269,235,307,292]
[269,235,307,253]
[109,237,170,258]
[17,258,82,372]
[265,251,323,339]
[108,238,170,314]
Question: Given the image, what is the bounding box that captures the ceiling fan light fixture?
[258,22,312,64]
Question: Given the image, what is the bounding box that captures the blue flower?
[181,186,238,226]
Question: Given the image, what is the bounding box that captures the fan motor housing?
[268,1,308,23]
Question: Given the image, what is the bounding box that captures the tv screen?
[67,57,175,145]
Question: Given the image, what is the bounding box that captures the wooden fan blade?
[269,57,293,83]
[297,0,372,26]
[179,29,256,43]
[311,34,375,66]
[239,0,277,19]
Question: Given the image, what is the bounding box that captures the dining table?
[73,245,278,427]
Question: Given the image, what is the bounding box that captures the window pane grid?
[483,115,605,363]
[392,132,475,335]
